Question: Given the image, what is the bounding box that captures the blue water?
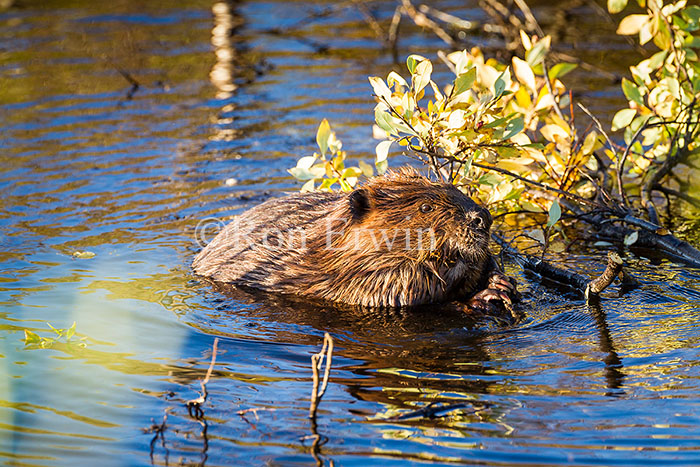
[2,0,700,465]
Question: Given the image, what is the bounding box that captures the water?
[1,0,700,465]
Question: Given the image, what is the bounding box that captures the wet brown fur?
[192,168,504,308]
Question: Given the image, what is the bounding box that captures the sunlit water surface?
[2,0,700,465]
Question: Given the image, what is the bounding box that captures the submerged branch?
[493,234,625,302]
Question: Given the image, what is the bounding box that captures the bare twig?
[115,67,140,100]
[616,119,650,211]
[352,0,385,43]
[309,332,334,419]
[653,185,700,209]
[388,5,402,61]
[467,160,604,209]
[401,0,455,47]
[418,4,478,31]
[586,252,624,298]
[186,338,219,419]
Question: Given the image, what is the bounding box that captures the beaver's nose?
[468,210,491,231]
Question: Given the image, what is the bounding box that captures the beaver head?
[342,168,492,263]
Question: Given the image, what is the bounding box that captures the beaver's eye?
[420,203,434,213]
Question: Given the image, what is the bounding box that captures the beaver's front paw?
[487,271,520,303]
[467,287,513,313]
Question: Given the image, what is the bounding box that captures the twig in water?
[144,413,169,466]
[585,252,623,302]
[388,5,402,62]
[309,332,334,419]
[115,67,140,100]
[186,338,219,419]
[383,401,482,421]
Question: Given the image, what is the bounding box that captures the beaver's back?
[192,191,343,287]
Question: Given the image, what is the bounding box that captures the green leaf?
[24,330,41,345]
[521,201,544,212]
[493,68,510,99]
[316,119,331,157]
[288,167,316,181]
[406,54,425,74]
[684,5,700,23]
[611,108,637,131]
[374,108,396,135]
[621,78,644,106]
[548,63,577,80]
[546,199,561,228]
[502,116,524,140]
[453,67,476,96]
[526,40,549,66]
[608,0,628,14]
[376,159,388,175]
[483,113,516,129]
[478,172,502,186]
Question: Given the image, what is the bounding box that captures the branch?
[186,338,219,419]
[653,185,700,209]
[309,332,334,419]
[493,234,625,302]
[467,159,605,209]
[401,0,455,47]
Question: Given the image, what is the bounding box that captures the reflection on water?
[2,0,700,465]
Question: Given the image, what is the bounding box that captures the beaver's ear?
[349,187,373,221]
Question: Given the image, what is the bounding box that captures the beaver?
[192,168,519,314]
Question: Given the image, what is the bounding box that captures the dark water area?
[2,0,700,465]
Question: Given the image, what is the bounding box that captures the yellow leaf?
[497,158,534,172]
[540,124,569,142]
[581,131,599,155]
[412,59,433,94]
[358,160,374,177]
[512,56,537,94]
[301,179,315,192]
[514,86,532,109]
[387,71,408,88]
[520,30,532,50]
[375,140,392,163]
[617,14,649,35]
